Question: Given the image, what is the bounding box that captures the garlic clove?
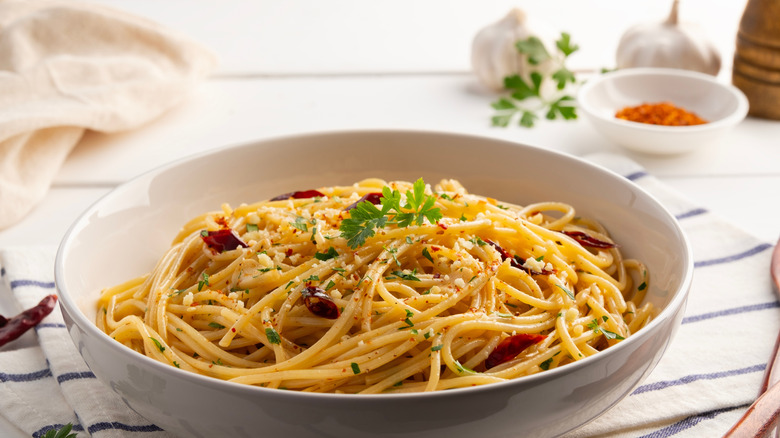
[615,0,721,76]
[471,8,563,92]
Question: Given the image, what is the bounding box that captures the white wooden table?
[1,1,778,436]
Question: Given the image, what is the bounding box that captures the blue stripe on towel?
[638,404,749,438]
[632,364,765,395]
[88,422,165,434]
[35,323,67,329]
[9,279,56,290]
[33,423,85,438]
[694,243,773,268]
[625,171,648,181]
[683,301,780,324]
[0,368,52,382]
[56,371,96,384]
[675,208,708,220]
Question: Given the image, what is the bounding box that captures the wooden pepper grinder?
[732,0,780,120]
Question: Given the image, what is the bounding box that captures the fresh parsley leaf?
[603,329,626,340]
[197,272,209,291]
[351,362,361,374]
[291,216,308,232]
[314,246,339,261]
[547,95,577,120]
[388,270,421,282]
[491,97,517,110]
[150,337,166,353]
[265,327,281,344]
[539,357,554,370]
[42,424,78,438]
[208,322,226,330]
[504,74,539,100]
[431,344,443,352]
[515,36,551,65]
[519,110,537,127]
[556,32,579,56]
[339,179,440,249]
[339,200,388,249]
[552,67,576,90]
[422,247,434,263]
[556,284,575,300]
[324,280,336,291]
[454,359,476,374]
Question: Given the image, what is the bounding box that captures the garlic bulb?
[471,8,563,92]
[616,0,721,75]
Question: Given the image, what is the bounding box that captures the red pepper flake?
[269,190,325,202]
[285,248,294,257]
[485,333,546,369]
[201,229,248,252]
[231,327,236,333]
[345,192,382,211]
[0,295,57,347]
[561,231,616,249]
[301,286,340,319]
[437,223,448,230]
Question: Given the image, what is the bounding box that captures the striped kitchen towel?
[564,153,779,437]
[0,154,776,437]
[0,248,174,438]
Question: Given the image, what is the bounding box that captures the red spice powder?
[615,102,708,126]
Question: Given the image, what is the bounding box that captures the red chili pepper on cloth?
[0,294,57,347]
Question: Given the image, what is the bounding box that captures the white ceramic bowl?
[578,68,749,155]
[55,130,693,438]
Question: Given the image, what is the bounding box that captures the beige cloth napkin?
[0,0,216,230]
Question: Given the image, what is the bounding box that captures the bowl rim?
[54,128,695,403]
[577,67,749,133]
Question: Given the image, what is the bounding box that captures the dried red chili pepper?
[561,231,616,249]
[201,229,248,252]
[301,286,340,319]
[0,295,58,347]
[485,333,546,369]
[345,192,382,211]
[269,190,325,202]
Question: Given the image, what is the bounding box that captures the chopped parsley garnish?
[339,178,442,249]
[638,281,647,291]
[314,246,339,261]
[539,358,554,370]
[556,283,575,300]
[246,223,258,232]
[208,322,226,330]
[387,270,421,282]
[302,275,320,283]
[351,362,361,374]
[603,329,625,340]
[173,361,180,368]
[454,360,476,374]
[265,327,281,344]
[150,337,165,353]
[422,247,434,263]
[324,280,336,291]
[197,272,210,291]
[470,236,487,246]
[431,344,443,352]
[291,216,309,232]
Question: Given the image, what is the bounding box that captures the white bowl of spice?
[578,68,748,155]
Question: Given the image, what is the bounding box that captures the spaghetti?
[97,178,653,393]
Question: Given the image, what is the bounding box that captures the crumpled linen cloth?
[0,154,776,437]
[0,0,216,230]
